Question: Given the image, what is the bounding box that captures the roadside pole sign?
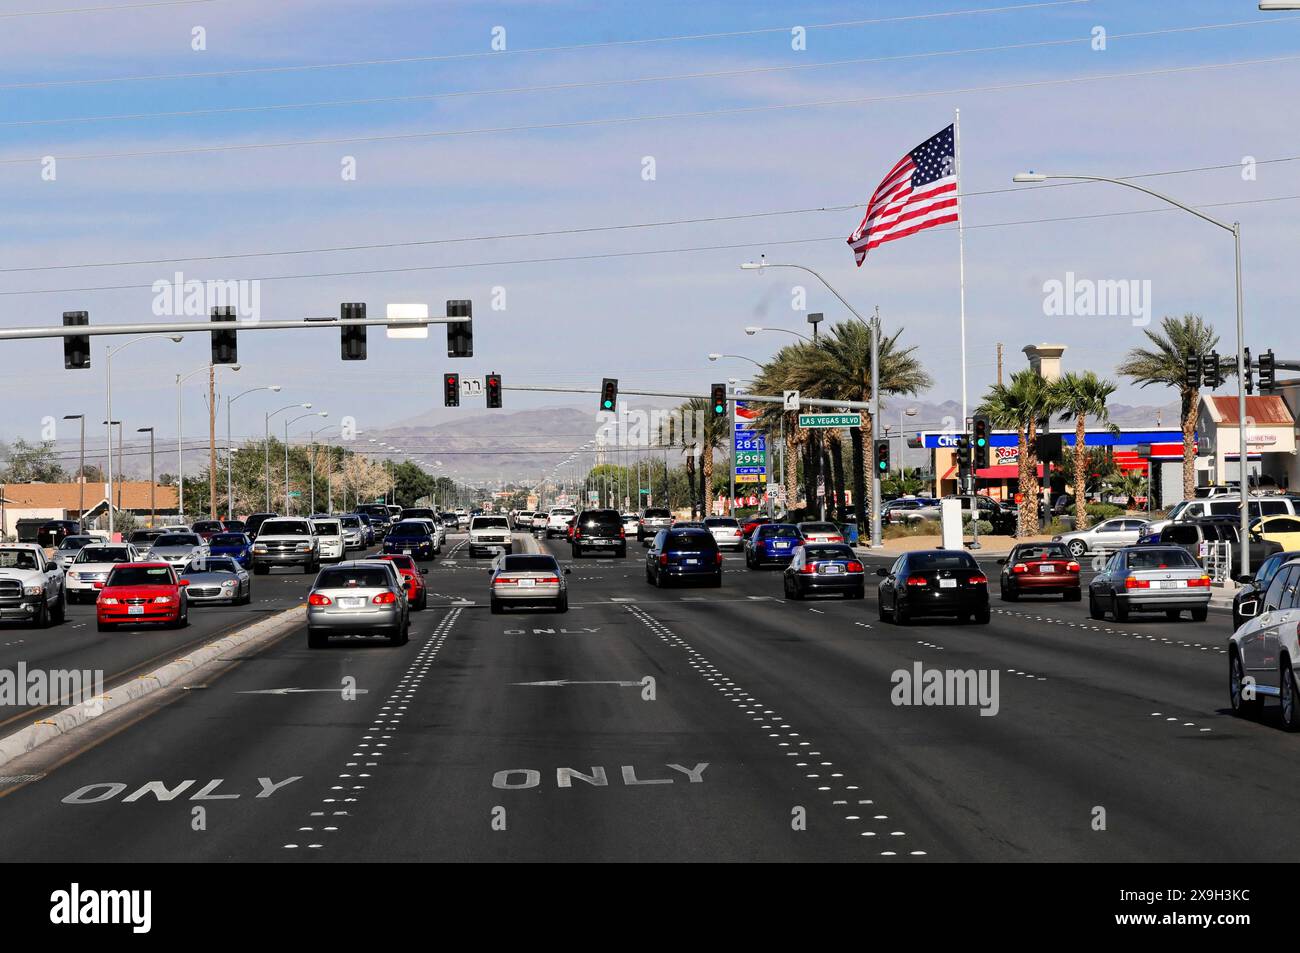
[783,390,800,411]
[798,413,863,428]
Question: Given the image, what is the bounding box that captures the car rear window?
[909,552,978,571]
[380,555,415,570]
[108,565,173,586]
[1128,549,1198,569]
[577,511,621,530]
[761,525,801,538]
[549,509,575,518]
[316,567,392,588]
[704,517,739,528]
[1014,544,1070,560]
[502,555,559,572]
[805,544,854,561]
[665,532,718,552]
[210,534,247,546]
[800,523,838,533]
[644,509,671,519]
[154,534,200,546]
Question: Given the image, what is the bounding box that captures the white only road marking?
[512,679,642,688]
[237,688,371,695]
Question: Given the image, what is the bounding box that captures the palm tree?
[783,319,931,528]
[1106,469,1148,510]
[750,344,810,515]
[1117,313,1220,501]
[978,369,1062,536]
[1055,371,1117,530]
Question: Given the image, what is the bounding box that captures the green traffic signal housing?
[710,383,728,416]
[874,438,890,472]
[600,378,619,412]
[972,415,990,469]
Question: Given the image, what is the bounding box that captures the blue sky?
[1,0,1298,461]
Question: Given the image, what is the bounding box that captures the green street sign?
[288,491,302,498]
[798,413,862,428]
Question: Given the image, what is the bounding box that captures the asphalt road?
[0,532,1289,862]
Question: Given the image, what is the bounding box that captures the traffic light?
[600,378,619,412]
[62,310,90,369]
[485,373,502,408]
[1185,352,1201,386]
[1259,349,1276,391]
[710,383,728,416]
[1244,348,1254,395]
[210,306,237,365]
[972,415,990,469]
[340,302,367,360]
[444,372,460,407]
[1203,351,1221,388]
[955,434,970,484]
[874,438,890,474]
[446,299,472,358]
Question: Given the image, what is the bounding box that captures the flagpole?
[954,107,969,444]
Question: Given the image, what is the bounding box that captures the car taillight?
[827,536,843,543]
[538,576,561,584]
[1011,563,1028,574]
[799,563,817,574]
[1187,576,1212,588]
[715,551,724,565]
[659,555,668,566]
[1124,576,1150,589]
[906,577,928,586]
[1066,561,1080,572]
[308,593,332,605]
[969,575,987,585]
[619,529,625,539]
[372,591,398,605]
[573,530,581,539]
[492,577,514,586]
[846,561,863,573]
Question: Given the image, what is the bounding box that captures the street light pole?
[1013,171,1250,576]
[63,415,85,526]
[107,334,182,536]
[226,385,280,520]
[266,402,311,512]
[137,427,155,526]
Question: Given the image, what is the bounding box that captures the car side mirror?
[564,568,572,575]
[996,558,1006,565]
[419,568,428,575]
[1239,599,1259,619]
[178,579,190,587]
[875,567,888,576]
[1235,572,1254,584]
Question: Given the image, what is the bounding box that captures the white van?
[1144,496,1297,535]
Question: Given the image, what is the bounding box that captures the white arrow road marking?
[237,688,371,695]
[512,679,643,688]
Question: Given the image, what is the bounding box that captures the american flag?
[847,124,958,266]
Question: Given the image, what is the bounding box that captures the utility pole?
[996,343,1004,386]
[208,364,217,519]
[137,427,155,527]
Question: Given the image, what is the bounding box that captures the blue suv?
[745,523,804,569]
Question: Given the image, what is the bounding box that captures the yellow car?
[1251,515,1300,551]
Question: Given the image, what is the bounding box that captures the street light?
[285,411,327,515]
[106,334,182,535]
[225,385,281,520]
[136,427,156,526]
[740,259,883,546]
[745,326,813,343]
[708,353,764,369]
[266,402,311,510]
[1259,3,1300,9]
[63,414,85,525]
[1013,169,1249,574]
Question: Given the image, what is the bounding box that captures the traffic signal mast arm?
[504,383,877,412]
[0,314,469,339]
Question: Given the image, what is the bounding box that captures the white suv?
[545,507,576,539]
[469,515,513,557]
[311,518,346,562]
[1231,556,1300,729]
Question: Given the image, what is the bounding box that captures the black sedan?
[783,543,865,600]
[876,549,990,624]
[645,528,722,588]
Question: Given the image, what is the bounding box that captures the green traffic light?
[603,399,613,409]
[714,404,724,414]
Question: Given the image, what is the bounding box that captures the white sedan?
[65,544,139,602]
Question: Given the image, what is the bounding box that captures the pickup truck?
[0,543,67,627]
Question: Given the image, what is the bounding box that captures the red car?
[997,542,1081,601]
[95,562,190,631]
[373,554,428,610]
[741,516,772,539]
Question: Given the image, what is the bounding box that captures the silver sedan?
[1087,546,1211,622]
[1054,517,1150,559]
[307,560,410,647]
[489,552,570,613]
[178,556,251,605]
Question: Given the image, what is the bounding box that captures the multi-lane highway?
[0,530,1283,863]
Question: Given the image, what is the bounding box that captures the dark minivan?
[645,528,722,588]
[571,508,627,558]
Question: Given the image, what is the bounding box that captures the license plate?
[1038,565,1054,573]
[939,578,957,589]
[1154,580,1186,589]
[339,597,364,608]
[593,540,611,546]
[684,558,699,565]
[128,605,144,615]
[775,542,789,549]
[516,578,536,588]
[820,564,844,574]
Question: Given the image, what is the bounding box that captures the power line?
[4,191,1297,297]
[3,153,1297,278]
[7,16,1291,130]
[0,0,1086,90]
[0,0,215,18]
[6,51,1298,166]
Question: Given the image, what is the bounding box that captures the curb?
[0,605,306,770]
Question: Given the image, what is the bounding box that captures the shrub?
[1085,502,1125,520]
